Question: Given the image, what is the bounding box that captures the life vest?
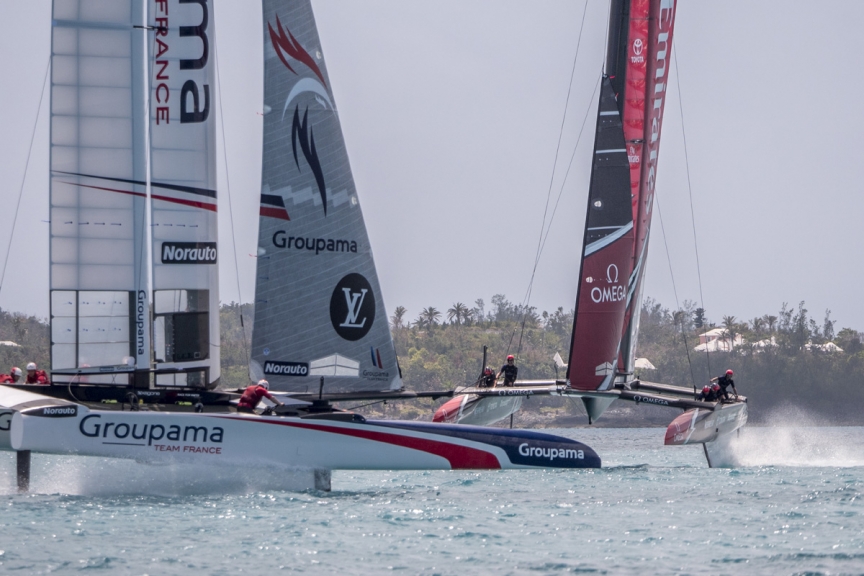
[26,370,49,385]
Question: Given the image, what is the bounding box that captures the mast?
[147,0,220,388]
[250,0,402,394]
[567,0,677,392]
[49,0,150,385]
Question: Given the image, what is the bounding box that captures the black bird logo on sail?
[291,107,327,215]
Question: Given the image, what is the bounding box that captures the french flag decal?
[370,347,384,369]
[260,193,290,221]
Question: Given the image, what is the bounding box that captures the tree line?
[1,295,861,425]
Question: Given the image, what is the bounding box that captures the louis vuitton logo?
[339,288,368,329]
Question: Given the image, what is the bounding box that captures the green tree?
[391,306,407,330]
[447,302,469,325]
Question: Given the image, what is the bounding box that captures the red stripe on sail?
[259,206,291,220]
[66,182,217,212]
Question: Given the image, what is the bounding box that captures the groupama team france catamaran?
[0,0,603,491]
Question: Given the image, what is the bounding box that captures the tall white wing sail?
[50,0,149,384]
[148,0,220,388]
[251,0,402,393]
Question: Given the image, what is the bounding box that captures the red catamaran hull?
[664,402,748,446]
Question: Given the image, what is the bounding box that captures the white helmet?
[11,367,22,377]
[26,362,37,371]
[258,379,270,390]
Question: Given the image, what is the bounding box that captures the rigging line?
[529,0,590,283]
[673,48,711,377]
[215,47,250,368]
[654,192,697,391]
[538,73,601,259]
[343,399,388,411]
[514,72,601,357]
[0,56,50,301]
[510,1,589,359]
[514,73,601,358]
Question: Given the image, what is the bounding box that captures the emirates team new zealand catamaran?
[433,0,747,467]
[0,0,602,491]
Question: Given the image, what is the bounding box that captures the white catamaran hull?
[9,406,600,471]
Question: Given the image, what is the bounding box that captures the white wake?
[711,405,864,468]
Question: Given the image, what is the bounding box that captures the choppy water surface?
[0,426,862,575]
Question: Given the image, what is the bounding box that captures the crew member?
[237,379,284,413]
[0,367,22,384]
[25,362,49,385]
[710,369,738,400]
[697,384,713,402]
[478,367,496,388]
[497,355,518,387]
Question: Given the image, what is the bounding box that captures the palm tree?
[390,306,407,330]
[750,317,765,339]
[447,302,469,325]
[721,315,738,350]
[765,315,778,334]
[421,306,441,327]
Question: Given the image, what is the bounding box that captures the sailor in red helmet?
[0,366,22,384]
[697,383,714,402]
[237,379,284,413]
[710,369,738,401]
[478,367,496,388]
[25,362,49,385]
[497,355,518,387]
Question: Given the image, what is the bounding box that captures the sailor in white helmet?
[237,379,284,413]
[25,362,49,385]
[0,366,22,384]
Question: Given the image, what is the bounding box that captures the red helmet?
[712,383,720,390]
[726,369,734,376]
[507,355,515,361]
[484,368,493,375]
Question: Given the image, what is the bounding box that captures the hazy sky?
[2,1,863,334]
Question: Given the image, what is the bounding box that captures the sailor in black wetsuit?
[497,355,518,387]
[710,369,738,400]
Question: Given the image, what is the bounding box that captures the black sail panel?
[566,77,634,391]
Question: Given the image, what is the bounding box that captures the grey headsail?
[251,0,402,393]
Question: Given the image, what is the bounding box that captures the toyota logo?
[633,38,644,55]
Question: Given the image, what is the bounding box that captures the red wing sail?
[618,0,678,375]
[567,0,677,391]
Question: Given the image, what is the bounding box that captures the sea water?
[0,425,861,575]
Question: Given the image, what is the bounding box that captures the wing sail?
[49,0,149,384]
[148,0,221,388]
[251,0,401,393]
[567,0,677,391]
